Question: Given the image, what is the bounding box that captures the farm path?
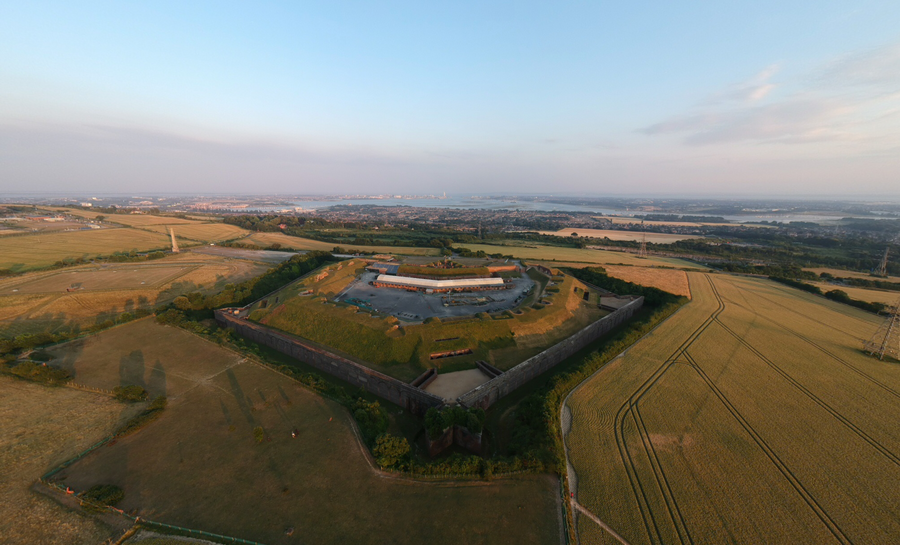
[562,272,899,545]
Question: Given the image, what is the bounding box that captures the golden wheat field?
[602,265,692,298]
[803,267,900,283]
[809,282,900,306]
[563,272,900,545]
[0,229,172,272]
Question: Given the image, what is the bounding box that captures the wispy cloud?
[704,65,779,104]
[641,42,900,148]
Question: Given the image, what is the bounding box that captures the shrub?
[351,398,388,444]
[117,396,167,437]
[253,426,266,444]
[113,384,148,402]
[2,361,70,385]
[373,433,410,469]
[425,407,448,439]
[79,484,124,512]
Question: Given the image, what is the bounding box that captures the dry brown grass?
[0,376,141,545]
[146,223,249,242]
[50,320,561,545]
[564,273,900,544]
[602,265,692,298]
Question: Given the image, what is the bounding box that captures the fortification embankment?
[214,310,444,415]
[457,297,644,410]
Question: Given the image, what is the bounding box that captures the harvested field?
[0,376,142,545]
[51,320,561,545]
[563,272,899,544]
[146,223,249,242]
[0,257,268,338]
[601,265,691,298]
[245,231,441,256]
[539,228,701,243]
[0,229,171,272]
[455,242,704,269]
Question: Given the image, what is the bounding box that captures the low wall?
[457,296,644,410]
[214,311,444,415]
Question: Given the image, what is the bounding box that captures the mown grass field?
[245,231,442,256]
[0,376,141,545]
[250,261,606,380]
[538,228,701,243]
[0,229,172,272]
[563,272,900,544]
[146,222,249,242]
[456,242,704,269]
[50,320,561,545]
[0,254,269,339]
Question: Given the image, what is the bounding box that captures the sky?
[1,1,899,197]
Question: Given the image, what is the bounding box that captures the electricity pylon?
[864,297,900,361]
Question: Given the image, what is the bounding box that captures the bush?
[253,426,266,444]
[79,484,124,512]
[373,433,410,469]
[1,361,70,385]
[425,407,448,440]
[117,396,167,436]
[352,398,388,444]
[113,384,148,402]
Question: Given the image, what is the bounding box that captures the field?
[245,231,442,256]
[594,216,756,228]
[538,229,701,243]
[0,253,269,339]
[563,272,900,544]
[0,376,142,545]
[455,243,704,269]
[0,229,172,272]
[48,320,561,545]
[145,222,249,242]
[804,267,900,284]
[809,281,900,306]
[249,261,607,380]
[601,266,692,298]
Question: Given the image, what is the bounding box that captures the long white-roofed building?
[372,274,508,293]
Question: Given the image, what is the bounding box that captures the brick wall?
[214,311,444,415]
[456,297,644,410]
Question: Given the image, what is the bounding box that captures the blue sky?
[1,1,899,196]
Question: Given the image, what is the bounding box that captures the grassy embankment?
[249,261,606,380]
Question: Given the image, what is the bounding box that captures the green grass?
[250,260,606,379]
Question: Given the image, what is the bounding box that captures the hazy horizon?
[2,2,899,197]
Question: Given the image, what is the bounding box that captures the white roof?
[375,274,505,289]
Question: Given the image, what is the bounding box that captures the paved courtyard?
[336,270,535,322]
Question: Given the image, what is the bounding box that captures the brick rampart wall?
[214,311,444,415]
[456,297,644,410]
